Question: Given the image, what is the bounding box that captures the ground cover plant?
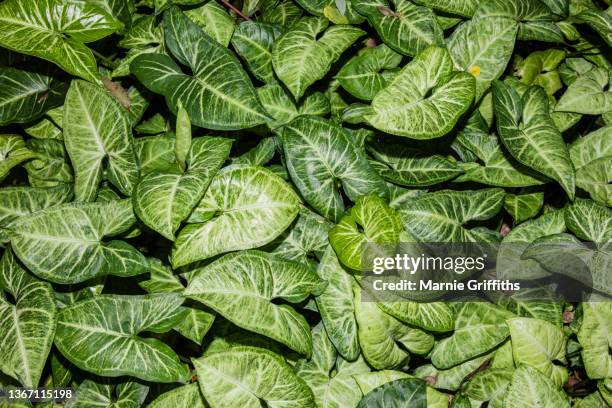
[0,0,611,406]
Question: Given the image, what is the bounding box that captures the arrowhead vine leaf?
[0,0,610,405]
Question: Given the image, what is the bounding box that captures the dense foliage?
[0,0,611,406]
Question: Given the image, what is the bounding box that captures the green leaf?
[463,368,513,407]
[577,9,612,47]
[185,1,236,47]
[0,185,72,228]
[375,301,454,332]
[413,353,493,391]
[173,166,300,267]
[357,378,427,408]
[367,46,475,139]
[174,100,191,171]
[354,287,433,369]
[148,383,205,408]
[448,17,518,100]
[64,80,139,202]
[0,134,36,182]
[295,0,364,23]
[412,0,480,17]
[272,17,364,100]
[295,323,370,408]
[329,194,403,270]
[492,81,575,198]
[55,293,190,383]
[353,370,448,407]
[131,7,269,130]
[367,139,463,187]
[134,137,232,240]
[315,246,360,361]
[185,250,325,355]
[135,135,176,175]
[507,317,568,387]
[268,207,333,267]
[0,66,67,126]
[0,0,123,83]
[139,258,215,344]
[399,188,505,242]
[258,82,331,128]
[281,116,387,222]
[336,44,402,101]
[496,287,564,326]
[431,302,514,369]
[352,0,443,57]
[7,200,148,284]
[564,199,612,243]
[577,300,612,379]
[497,210,566,280]
[192,346,315,408]
[504,190,544,223]
[476,0,564,43]
[231,22,282,83]
[67,379,149,408]
[556,67,612,115]
[503,365,570,408]
[0,249,56,388]
[260,0,303,27]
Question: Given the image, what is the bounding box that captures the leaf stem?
[92,49,118,69]
[219,0,252,21]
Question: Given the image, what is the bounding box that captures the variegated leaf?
[367,46,475,139]
[173,166,300,267]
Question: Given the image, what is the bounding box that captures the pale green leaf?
[556,67,612,115]
[192,346,315,408]
[399,188,505,242]
[295,323,370,408]
[492,81,575,198]
[64,80,139,202]
[0,0,122,83]
[272,17,364,100]
[507,317,568,387]
[131,7,269,130]
[412,0,480,17]
[148,383,205,408]
[357,378,427,408]
[569,126,612,205]
[352,0,443,57]
[367,139,463,187]
[133,137,232,240]
[281,116,387,222]
[577,300,612,379]
[185,250,325,355]
[185,1,235,47]
[0,67,66,126]
[476,0,564,43]
[336,44,402,101]
[0,249,56,388]
[367,46,475,139]
[66,379,148,408]
[55,293,190,382]
[503,365,570,408]
[431,302,514,369]
[231,22,282,83]
[0,185,72,228]
[7,200,148,284]
[315,246,360,361]
[448,17,518,100]
[173,166,300,267]
[329,194,403,270]
[503,190,544,223]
